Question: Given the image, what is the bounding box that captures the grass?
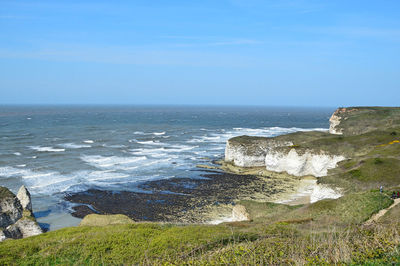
[78,214,134,226]
[1,218,399,264]
[2,190,395,265]
[0,223,244,265]
[284,191,393,226]
[237,200,302,223]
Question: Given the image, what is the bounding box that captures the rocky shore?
[65,168,298,223]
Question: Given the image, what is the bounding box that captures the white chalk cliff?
[265,149,345,177]
[329,108,344,135]
[225,140,345,178]
[225,138,293,167]
[225,111,347,177]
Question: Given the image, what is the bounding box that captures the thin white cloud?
[0,44,260,67]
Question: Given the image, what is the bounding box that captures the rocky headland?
[0,186,42,242]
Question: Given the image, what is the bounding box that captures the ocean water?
[0,105,334,230]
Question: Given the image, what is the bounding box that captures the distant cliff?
[329,107,400,135]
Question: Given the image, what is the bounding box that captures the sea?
[0,105,334,230]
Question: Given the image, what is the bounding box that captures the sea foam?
[29,146,65,152]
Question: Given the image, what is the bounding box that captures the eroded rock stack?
[0,186,42,242]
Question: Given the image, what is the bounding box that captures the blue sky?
[0,0,399,106]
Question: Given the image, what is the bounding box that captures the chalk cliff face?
[265,149,345,177]
[329,108,345,135]
[225,139,345,177]
[225,136,292,167]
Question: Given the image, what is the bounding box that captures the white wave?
[137,140,164,146]
[75,170,130,182]
[102,144,127,148]
[16,164,26,167]
[188,136,222,143]
[165,145,198,152]
[59,143,91,149]
[23,172,56,179]
[81,155,147,170]
[0,166,134,194]
[83,140,94,144]
[29,146,65,152]
[130,148,167,157]
[0,166,30,177]
[130,145,197,159]
[134,131,166,136]
[13,152,21,156]
[140,158,171,167]
[0,167,71,194]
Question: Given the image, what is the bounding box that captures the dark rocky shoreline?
[65,168,289,223]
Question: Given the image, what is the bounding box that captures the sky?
[0,0,399,107]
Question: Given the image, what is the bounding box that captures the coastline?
[65,160,341,225]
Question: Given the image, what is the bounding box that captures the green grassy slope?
[1,190,397,265]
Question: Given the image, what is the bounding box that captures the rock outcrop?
[17,185,32,212]
[0,186,42,242]
[0,187,23,229]
[14,218,43,238]
[232,205,250,222]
